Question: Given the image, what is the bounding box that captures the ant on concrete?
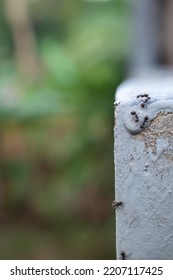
[141,97,151,108]
[140,115,149,128]
[137,93,149,98]
[136,93,151,108]
[112,200,123,209]
[120,250,126,260]
[131,111,139,122]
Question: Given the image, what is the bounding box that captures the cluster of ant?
[130,94,151,129]
[131,111,149,129]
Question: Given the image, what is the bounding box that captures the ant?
[112,200,123,209]
[140,115,149,128]
[140,96,151,108]
[137,93,149,98]
[120,250,126,260]
[131,111,139,122]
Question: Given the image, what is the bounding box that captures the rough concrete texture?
[115,94,173,260]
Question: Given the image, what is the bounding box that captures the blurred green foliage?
[0,0,129,259]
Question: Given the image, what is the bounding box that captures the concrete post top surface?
[116,69,173,102]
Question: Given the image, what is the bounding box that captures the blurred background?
[0,0,129,259]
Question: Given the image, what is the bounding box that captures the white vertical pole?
[114,73,173,259]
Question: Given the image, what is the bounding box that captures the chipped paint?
[137,112,173,154]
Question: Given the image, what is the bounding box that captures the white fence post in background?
[114,71,173,260]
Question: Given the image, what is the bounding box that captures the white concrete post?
[114,71,173,260]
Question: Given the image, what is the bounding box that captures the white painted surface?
[114,78,173,260]
[116,68,173,102]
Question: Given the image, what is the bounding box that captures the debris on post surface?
[114,75,173,260]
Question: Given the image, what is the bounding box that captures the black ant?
[140,115,149,128]
[137,93,149,98]
[140,96,151,108]
[131,111,139,122]
[120,250,126,260]
[112,200,123,209]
